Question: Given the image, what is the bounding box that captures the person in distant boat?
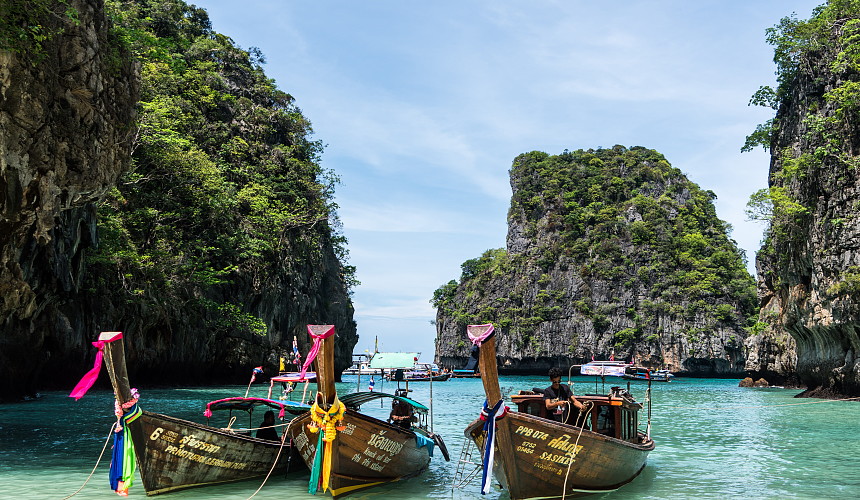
[256,410,279,441]
[544,367,585,423]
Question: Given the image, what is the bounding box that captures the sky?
[196,0,823,359]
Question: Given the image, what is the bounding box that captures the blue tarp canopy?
[369,352,419,369]
[339,391,429,413]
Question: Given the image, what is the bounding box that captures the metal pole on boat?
[646,378,652,440]
[429,368,434,433]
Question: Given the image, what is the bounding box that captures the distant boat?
[392,363,452,382]
[451,345,481,378]
[286,325,450,497]
[450,369,481,378]
[75,331,310,496]
[343,353,381,375]
[463,325,654,499]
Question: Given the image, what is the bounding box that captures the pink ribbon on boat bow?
[69,332,124,400]
[467,324,495,346]
[299,325,335,380]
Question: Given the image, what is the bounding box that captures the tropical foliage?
[85,0,355,336]
[745,0,860,295]
[434,146,757,351]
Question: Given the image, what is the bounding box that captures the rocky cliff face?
[747,4,860,396]
[0,0,139,399]
[0,0,356,401]
[435,147,757,376]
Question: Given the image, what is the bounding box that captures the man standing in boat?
[544,367,585,423]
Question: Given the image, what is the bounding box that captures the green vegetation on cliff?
[434,146,756,358]
[87,0,356,336]
[741,1,860,393]
[746,0,860,298]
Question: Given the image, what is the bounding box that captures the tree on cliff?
[744,0,860,396]
[79,0,357,381]
[434,146,757,375]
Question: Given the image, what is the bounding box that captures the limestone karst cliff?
[434,146,757,376]
[1,0,139,399]
[0,0,357,400]
[745,1,860,396]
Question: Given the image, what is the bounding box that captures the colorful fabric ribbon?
[109,403,141,496]
[467,324,495,346]
[307,395,346,494]
[69,332,123,400]
[299,325,335,380]
[478,399,508,495]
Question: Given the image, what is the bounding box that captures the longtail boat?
[286,325,450,497]
[464,324,654,499]
[70,331,310,496]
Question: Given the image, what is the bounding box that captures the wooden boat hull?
[465,412,653,499]
[126,410,300,495]
[287,408,432,497]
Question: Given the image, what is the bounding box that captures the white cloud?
[198,0,823,356]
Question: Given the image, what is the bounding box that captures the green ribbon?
[308,429,325,494]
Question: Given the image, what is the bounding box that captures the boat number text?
[149,428,222,453]
[514,426,549,440]
[148,427,248,470]
[516,441,536,454]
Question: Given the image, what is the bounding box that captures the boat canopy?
[205,397,311,416]
[580,361,629,377]
[270,372,316,383]
[369,352,419,369]
[339,391,429,413]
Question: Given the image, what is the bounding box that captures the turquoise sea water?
[1,376,858,499]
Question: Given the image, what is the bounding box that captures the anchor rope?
[245,418,297,500]
[61,422,117,500]
[561,401,594,500]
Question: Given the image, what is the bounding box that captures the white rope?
[561,402,593,500]
[245,418,297,499]
[61,422,117,499]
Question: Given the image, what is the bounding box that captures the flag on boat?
[251,366,263,382]
[368,377,375,392]
[292,336,302,366]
